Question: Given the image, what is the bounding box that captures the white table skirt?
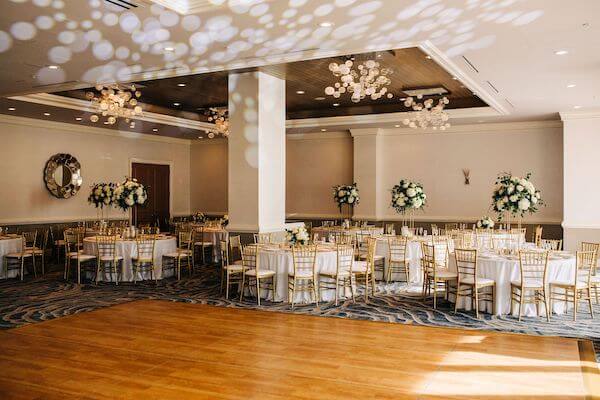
[255,247,348,303]
[0,236,24,279]
[83,236,177,282]
[448,253,576,316]
[199,229,228,261]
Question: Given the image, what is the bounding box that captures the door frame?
[129,158,174,218]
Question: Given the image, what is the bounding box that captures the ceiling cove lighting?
[43,112,51,116]
[8,107,15,111]
[177,83,186,87]
[319,22,334,27]
[554,50,569,56]
[296,90,305,94]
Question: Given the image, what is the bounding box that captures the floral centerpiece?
[390,179,427,213]
[286,226,310,246]
[113,178,147,212]
[193,212,206,223]
[491,172,543,219]
[88,183,114,209]
[333,183,360,213]
[476,216,495,229]
[220,214,229,227]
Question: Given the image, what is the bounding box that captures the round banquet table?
[0,235,24,279]
[254,244,350,303]
[312,226,383,240]
[83,235,177,282]
[447,251,577,317]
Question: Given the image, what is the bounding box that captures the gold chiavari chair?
[229,235,243,265]
[4,234,33,281]
[421,243,457,309]
[476,231,493,250]
[331,231,354,246]
[318,244,354,306]
[582,242,600,303]
[253,232,272,244]
[534,225,543,246]
[549,250,596,321]
[220,240,247,299]
[288,245,318,309]
[459,231,476,249]
[22,231,38,277]
[356,230,384,280]
[384,223,395,235]
[240,245,276,306]
[352,237,377,302]
[132,234,157,283]
[31,229,49,275]
[51,226,65,263]
[511,250,550,321]
[387,237,410,283]
[454,248,495,318]
[538,239,563,251]
[65,231,96,284]
[193,226,214,267]
[95,235,123,285]
[164,231,193,281]
[445,223,459,232]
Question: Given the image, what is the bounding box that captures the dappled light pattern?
[0,0,544,92]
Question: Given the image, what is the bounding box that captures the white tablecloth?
[0,236,24,279]
[448,252,576,316]
[83,236,177,282]
[255,245,346,303]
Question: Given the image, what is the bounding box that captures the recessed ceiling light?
[321,128,327,132]
[554,50,568,56]
[8,107,15,111]
[43,112,51,116]
[452,76,458,80]
[177,83,186,87]
[164,47,175,52]
[315,97,325,101]
[319,22,333,27]
[425,55,432,60]
[333,103,340,107]
[103,121,109,124]
[198,136,203,139]
[75,117,82,121]
[153,128,158,132]
[296,90,305,94]
[574,105,582,109]
[48,65,59,70]
[394,124,400,128]
[567,84,576,88]
[173,102,180,106]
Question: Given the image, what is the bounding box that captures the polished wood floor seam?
[0,300,597,399]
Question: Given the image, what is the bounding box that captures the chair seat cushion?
[549,279,588,289]
[55,240,65,245]
[245,269,276,278]
[233,260,243,265]
[434,270,458,279]
[289,271,315,279]
[70,254,96,261]
[459,276,495,287]
[359,255,384,261]
[390,257,411,263]
[164,251,191,258]
[6,252,32,258]
[67,251,83,257]
[194,242,213,247]
[132,257,153,263]
[100,256,123,262]
[225,264,246,272]
[511,279,543,288]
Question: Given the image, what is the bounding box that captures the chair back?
[539,239,563,251]
[356,230,372,258]
[291,245,317,278]
[178,230,193,251]
[96,235,117,261]
[517,250,549,286]
[581,242,600,275]
[388,237,408,262]
[459,231,476,248]
[254,233,272,244]
[534,225,543,246]
[331,231,354,246]
[336,244,354,276]
[575,250,596,286]
[64,230,81,253]
[445,223,459,232]
[229,235,242,261]
[241,244,259,272]
[23,231,37,249]
[135,235,156,263]
[356,237,376,273]
[220,240,229,267]
[455,248,478,285]
[384,223,395,235]
[476,231,493,250]
[38,229,49,250]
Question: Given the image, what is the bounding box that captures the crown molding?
[559,108,600,121]
[378,120,562,136]
[9,93,216,132]
[0,114,192,145]
[287,131,350,140]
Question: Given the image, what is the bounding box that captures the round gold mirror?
[44,153,83,199]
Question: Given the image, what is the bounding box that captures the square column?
[227,71,286,233]
[351,128,384,220]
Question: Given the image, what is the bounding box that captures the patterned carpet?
[1,264,599,361]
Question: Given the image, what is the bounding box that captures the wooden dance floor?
[0,300,597,399]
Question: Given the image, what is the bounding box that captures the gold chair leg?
[239,273,245,302]
[256,278,261,306]
[588,288,594,319]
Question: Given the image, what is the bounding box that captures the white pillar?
[227,71,286,233]
[351,128,384,221]
[560,110,600,250]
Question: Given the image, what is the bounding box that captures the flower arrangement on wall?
[476,216,495,229]
[193,212,206,223]
[491,172,543,219]
[286,226,310,246]
[390,179,427,213]
[333,183,360,212]
[113,178,147,212]
[221,214,229,227]
[87,183,114,208]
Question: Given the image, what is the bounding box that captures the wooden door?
[131,162,170,230]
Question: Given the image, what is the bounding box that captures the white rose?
[406,188,416,198]
[477,221,482,228]
[516,185,524,192]
[125,198,134,206]
[413,199,423,209]
[532,196,538,204]
[509,195,518,202]
[496,200,504,210]
[136,187,144,196]
[416,187,422,193]
[507,185,515,194]
[348,197,355,203]
[518,198,531,211]
[402,182,409,189]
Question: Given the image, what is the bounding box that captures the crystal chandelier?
[324,59,393,103]
[204,108,229,139]
[402,96,451,130]
[86,84,142,128]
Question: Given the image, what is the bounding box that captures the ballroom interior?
[1,0,600,399]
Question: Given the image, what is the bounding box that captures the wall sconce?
[462,169,470,185]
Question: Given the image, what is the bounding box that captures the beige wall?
[190,140,228,214]
[376,122,563,223]
[0,115,191,224]
[286,133,353,218]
